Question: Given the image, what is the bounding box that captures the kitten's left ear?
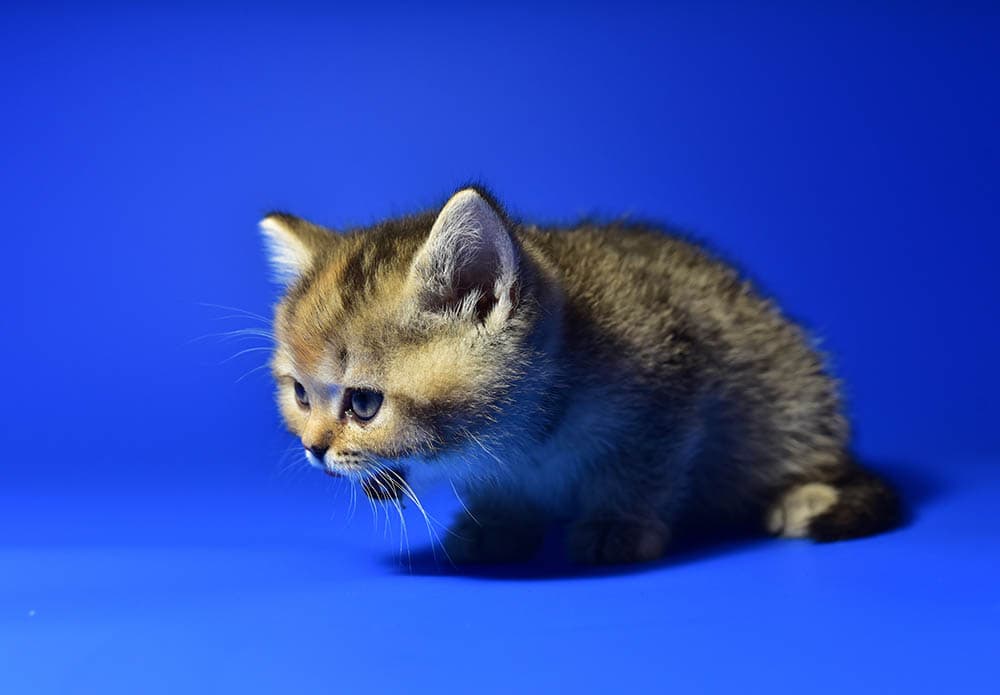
[259,212,334,286]
[409,188,519,320]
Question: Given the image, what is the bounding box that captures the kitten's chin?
[310,450,410,499]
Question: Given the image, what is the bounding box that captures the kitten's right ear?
[259,212,333,286]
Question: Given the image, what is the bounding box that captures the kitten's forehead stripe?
[279,214,434,373]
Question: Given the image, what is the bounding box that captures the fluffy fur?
[262,186,901,564]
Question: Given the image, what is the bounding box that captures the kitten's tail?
[807,459,904,542]
[767,457,904,542]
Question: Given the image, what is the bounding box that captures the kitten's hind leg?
[767,462,902,542]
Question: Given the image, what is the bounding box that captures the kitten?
[261,187,901,564]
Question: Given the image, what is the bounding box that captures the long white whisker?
[275,443,309,479]
[347,478,358,525]
[467,431,505,468]
[375,470,409,566]
[236,363,271,384]
[221,346,274,363]
[367,464,395,540]
[189,328,276,345]
[199,302,270,323]
[397,496,412,571]
[384,485,411,570]
[380,466,453,566]
[362,480,378,529]
[363,468,391,539]
[450,480,480,526]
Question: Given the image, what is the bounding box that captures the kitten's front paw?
[444,514,545,565]
[568,519,669,565]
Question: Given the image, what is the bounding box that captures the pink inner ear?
[420,240,505,319]
[420,278,498,321]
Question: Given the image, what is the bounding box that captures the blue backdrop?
[3,2,998,693]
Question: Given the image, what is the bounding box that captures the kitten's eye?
[293,380,310,409]
[348,389,383,421]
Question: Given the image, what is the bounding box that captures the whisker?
[235,363,271,384]
[220,346,274,364]
[382,481,412,570]
[396,496,412,571]
[199,302,270,324]
[348,478,359,525]
[368,463,417,562]
[361,478,379,530]
[188,328,276,345]
[450,480,480,527]
[379,466,454,566]
[274,443,308,479]
[368,472,395,541]
[380,477,413,570]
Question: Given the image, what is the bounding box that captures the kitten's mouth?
[321,454,368,478]
[322,461,362,478]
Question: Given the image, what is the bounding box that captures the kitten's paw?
[766,483,839,538]
[444,514,545,565]
[568,519,669,565]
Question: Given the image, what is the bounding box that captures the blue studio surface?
[3,2,999,693]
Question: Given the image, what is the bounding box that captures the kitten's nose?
[306,444,328,460]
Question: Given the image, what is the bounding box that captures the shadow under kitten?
[379,459,937,581]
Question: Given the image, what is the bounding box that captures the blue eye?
[293,380,310,409]
[348,389,383,421]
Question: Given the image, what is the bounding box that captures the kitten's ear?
[409,188,519,320]
[259,212,333,286]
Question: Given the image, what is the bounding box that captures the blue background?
[3,2,998,692]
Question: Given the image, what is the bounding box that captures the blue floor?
[3,456,997,694]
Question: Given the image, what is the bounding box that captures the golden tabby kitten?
[261,187,900,564]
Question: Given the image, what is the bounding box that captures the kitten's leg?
[445,497,546,565]
[567,448,687,565]
[568,515,671,565]
[766,461,901,541]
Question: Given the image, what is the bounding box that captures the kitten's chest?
[509,399,625,516]
[507,449,580,518]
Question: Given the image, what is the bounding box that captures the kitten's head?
[261,188,557,489]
